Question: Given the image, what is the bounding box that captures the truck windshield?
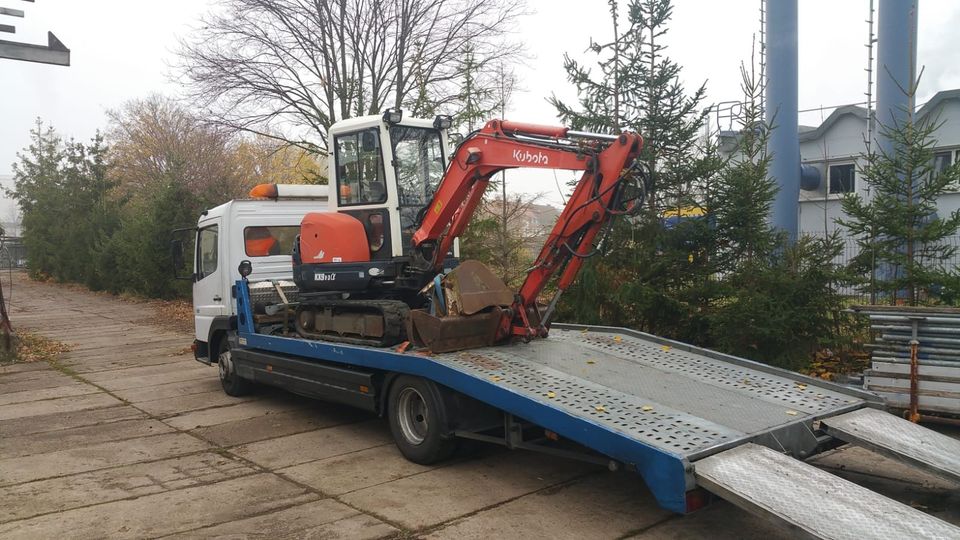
[390,126,445,207]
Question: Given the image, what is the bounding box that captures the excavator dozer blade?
[408,306,505,353]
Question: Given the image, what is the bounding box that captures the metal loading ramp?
[821,407,960,484]
[694,443,960,540]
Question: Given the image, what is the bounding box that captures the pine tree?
[550,0,720,339]
[9,120,64,279]
[838,91,960,305]
[549,0,709,211]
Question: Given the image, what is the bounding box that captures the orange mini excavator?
[287,110,644,352]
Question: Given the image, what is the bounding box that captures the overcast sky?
[3,0,960,206]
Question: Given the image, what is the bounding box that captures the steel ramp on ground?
[820,407,960,485]
[694,443,960,540]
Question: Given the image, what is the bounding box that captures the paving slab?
[0,404,145,437]
[0,361,52,374]
[92,367,214,391]
[0,369,78,393]
[0,432,210,486]
[340,451,595,530]
[0,382,100,406]
[0,391,121,421]
[63,353,191,373]
[630,501,790,540]
[82,361,209,383]
[110,376,221,403]
[0,452,255,523]
[170,499,397,539]
[194,403,370,447]
[163,395,309,430]
[0,473,317,540]
[135,389,261,417]
[280,443,433,496]
[233,419,393,469]
[0,418,174,458]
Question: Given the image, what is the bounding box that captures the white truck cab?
[186,185,329,363]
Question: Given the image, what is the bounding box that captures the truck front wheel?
[217,337,251,397]
[387,376,456,464]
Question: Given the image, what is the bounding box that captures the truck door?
[193,221,225,344]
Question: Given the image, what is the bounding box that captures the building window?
[828,164,855,195]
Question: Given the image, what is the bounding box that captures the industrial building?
[798,89,960,237]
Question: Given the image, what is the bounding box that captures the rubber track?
[295,299,410,347]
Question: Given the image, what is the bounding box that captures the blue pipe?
[765,0,800,242]
[875,0,919,155]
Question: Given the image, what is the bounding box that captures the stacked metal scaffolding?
[854,306,960,418]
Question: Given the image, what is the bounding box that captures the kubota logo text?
[512,149,549,165]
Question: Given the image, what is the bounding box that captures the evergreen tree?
[839,92,960,305]
[9,120,63,279]
[549,0,709,211]
[550,0,720,339]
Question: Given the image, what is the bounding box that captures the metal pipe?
[765,0,800,242]
[908,319,921,422]
[566,130,621,142]
[874,0,918,154]
[871,356,960,367]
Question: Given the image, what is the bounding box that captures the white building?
[797,89,960,237]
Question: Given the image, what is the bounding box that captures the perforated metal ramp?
[434,327,872,459]
[821,407,960,485]
[694,443,960,540]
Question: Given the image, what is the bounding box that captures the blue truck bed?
[233,280,885,513]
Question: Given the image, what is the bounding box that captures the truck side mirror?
[170,227,196,281]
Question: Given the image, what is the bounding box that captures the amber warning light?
[249,183,279,199]
[248,184,329,200]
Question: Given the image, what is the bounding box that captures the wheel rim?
[397,387,429,445]
[218,350,232,383]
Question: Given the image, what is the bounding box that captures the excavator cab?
[293,110,458,298]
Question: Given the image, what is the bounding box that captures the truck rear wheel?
[388,376,456,464]
[218,337,251,397]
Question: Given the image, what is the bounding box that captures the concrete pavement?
[1,273,957,539]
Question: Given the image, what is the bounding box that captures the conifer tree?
[839,86,960,305]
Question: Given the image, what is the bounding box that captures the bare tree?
[177,0,523,153]
[106,96,248,203]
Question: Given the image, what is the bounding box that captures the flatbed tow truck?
[225,276,960,538]
[184,112,960,538]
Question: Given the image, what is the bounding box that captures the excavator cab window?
[334,128,387,206]
[390,126,445,248]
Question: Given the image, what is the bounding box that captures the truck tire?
[387,375,456,464]
[217,337,251,397]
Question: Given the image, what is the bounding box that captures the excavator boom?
[409,119,644,350]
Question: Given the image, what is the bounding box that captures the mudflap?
[408,307,505,353]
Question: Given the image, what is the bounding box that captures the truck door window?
[335,129,387,206]
[197,225,218,280]
[243,226,298,257]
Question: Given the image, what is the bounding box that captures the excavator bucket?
[408,261,514,353]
